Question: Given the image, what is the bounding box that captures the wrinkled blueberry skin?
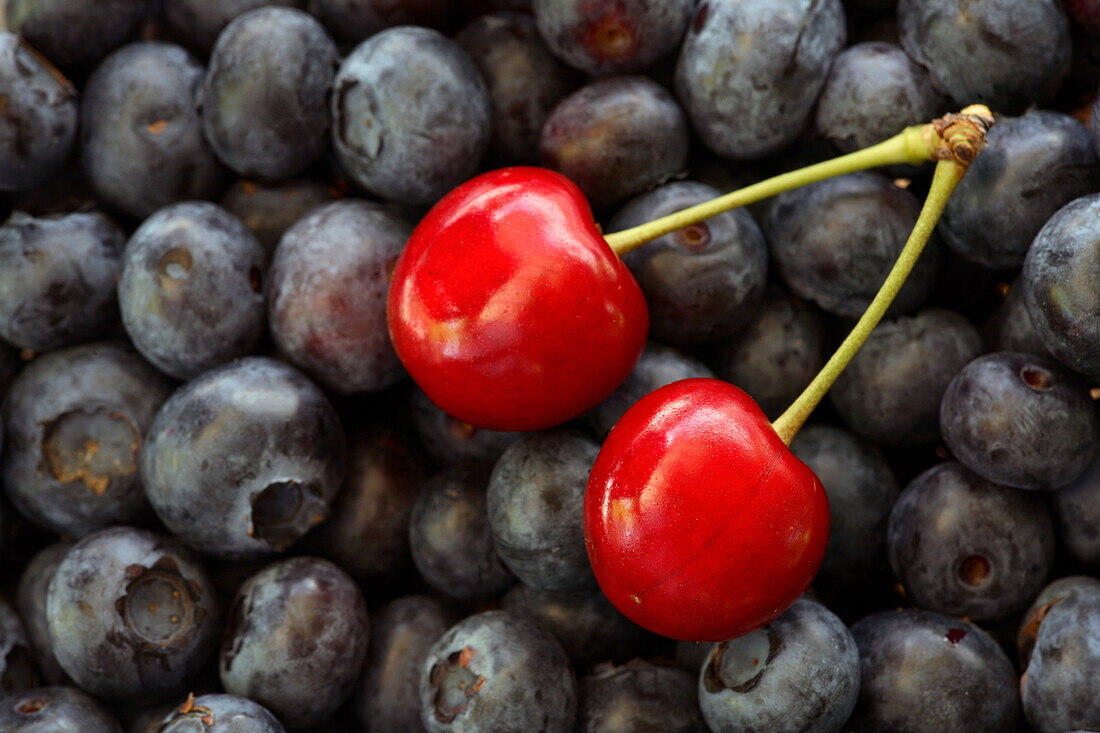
[455,13,578,166]
[268,200,411,394]
[540,76,689,210]
[141,358,346,558]
[675,0,846,160]
[353,595,451,733]
[1053,455,1100,566]
[766,173,940,318]
[46,527,220,703]
[940,352,1099,490]
[409,462,515,602]
[1018,576,1100,667]
[15,543,72,685]
[0,211,125,352]
[487,430,599,593]
[202,8,337,180]
[82,42,227,220]
[815,42,941,154]
[159,694,285,733]
[898,0,1070,114]
[332,27,490,205]
[5,0,151,71]
[534,0,693,75]
[609,181,767,345]
[940,112,1100,270]
[411,387,523,467]
[790,426,898,587]
[578,660,703,732]
[699,599,859,733]
[118,201,265,381]
[220,557,369,730]
[0,33,78,192]
[888,461,1055,620]
[219,178,335,258]
[983,276,1054,358]
[0,600,38,698]
[831,309,983,446]
[711,287,826,420]
[849,610,1019,732]
[1023,193,1100,380]
[501,583,656,670]
[582,342,713,440]
[312,0,450,44]
[1,343,174,537]
[0,686,122,732]
[419,610,577,733]
[163,0,308,55]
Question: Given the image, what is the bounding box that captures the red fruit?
[387,167,649,431]
[584,378,830,642]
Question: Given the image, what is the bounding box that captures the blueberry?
[332,26,491,205]
[1018,575,1100,667]
[46,526,220,702]
[140,357,346,558]
[0,33,78,192]
[14,542,72,685]
[540,76,689,210]
[609,181,768,345]
[202,7,337,180]
[0,600,38,698]
[219,178,336,258]
[675,0,846,159]
[162,0,308,55]
[0,211,125,352]
[849,609,1019,732]
[419,610,577,732]
[118,201,265,380]
[1053,454,1100,565]
[411,387,523,467]
[577,660,703,732]
[983,276,1054,358]
[1,342,174,537]
[699,599,859,733]
[312,0,451,44]
[220,557,369,730]
[940,352,1099,490]
[0,342,17,397]
[4,0,151,71]
[159,693,285,733]
[830,309,983,446]
[268,199,411,394]
[81,42,227,220]
[0,686,122,732]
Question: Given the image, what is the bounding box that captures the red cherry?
[387,167,649,431]
[583,378,830,642]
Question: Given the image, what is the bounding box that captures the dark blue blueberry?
[1018,575,1100,667]
[118,201,265,380]
[939,111,1100,269]
[202,7,337,180]
[81,42,227,220]
[0,686,122,732]
[1023,193,1100,380]
[533,0,693,75]
[983,276,1054,358]
[411,386,523,467]
[577,660,703,732]
[888,461,1055,620]
[312,0,451,45]
[15,543,72,685]
[419,610,577,732]
[409,462,515,602]
[4,0,151,71]
[540,76,689,210]
[1053,454,1100,566]
[332,26,490,205]
[849,609,1019,732]
[830,309,983,446]
[219,178,336,258]
[5,161,98,218]
[699,599,859,733]
[220,557,369,730]
[353,595,451,733]
[159,694,285,733]
[790,425,899,586]
[268,199,411,393]
[1,343,173,537]
[765,173,940,319]
[609,181,768,345]
[487,430,599,593]
[455,12,578,166]
[140,357,346,557]
[674,0,846,159]
[162,0,308,55]
[0,211,125,352]
[0,600,38,698]
[46,526,220,702]
[898,0,1071,113]
[0,34,78,192]
[940,352,1099,490]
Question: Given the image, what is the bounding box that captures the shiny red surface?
[584,378,830,642]
[387,167,649,431]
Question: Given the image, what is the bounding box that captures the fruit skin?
[584,378,829,642]
[388,167,649,431]
[0,686,122,733]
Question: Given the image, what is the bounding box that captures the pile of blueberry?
[1,0,1099,731]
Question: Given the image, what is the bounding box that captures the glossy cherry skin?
[387,167,649,431]
[584,378,830,642]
